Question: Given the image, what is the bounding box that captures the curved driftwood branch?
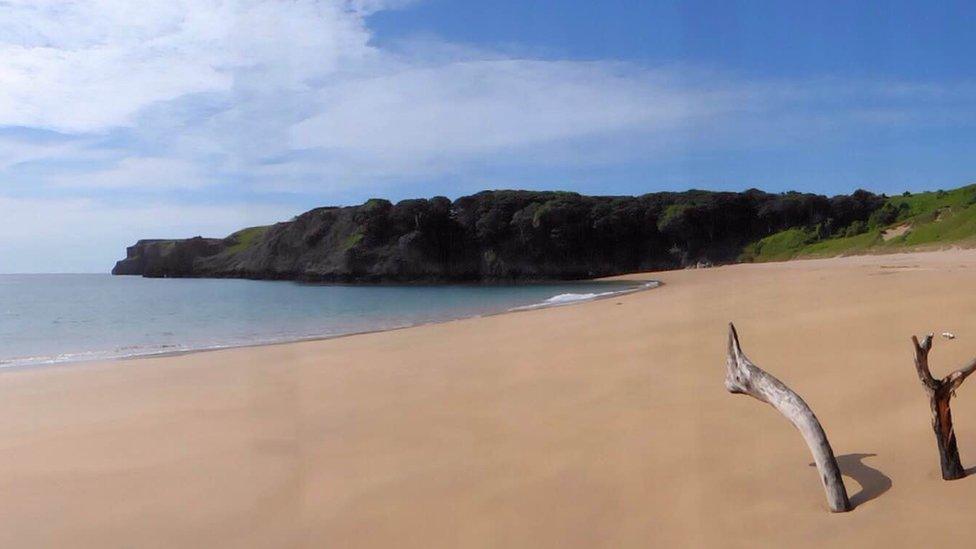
[725,323,851,512]
[910,334,976,480]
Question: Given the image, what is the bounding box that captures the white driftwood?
[911,334,976,480]
[725,323,851,513]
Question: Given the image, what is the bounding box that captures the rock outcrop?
[112,238,226,277]
[113,188,886,282]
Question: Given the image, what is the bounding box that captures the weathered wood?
[725,323,851,512]
[910,334,976,480]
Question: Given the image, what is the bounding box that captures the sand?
[5,249,976,547]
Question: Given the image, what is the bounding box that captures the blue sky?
[371,1,976,79]
[2,0,976,272]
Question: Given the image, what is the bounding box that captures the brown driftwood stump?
[910,334,976,480]
[725,323,851,512]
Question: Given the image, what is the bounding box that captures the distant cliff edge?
[113,188,897,282]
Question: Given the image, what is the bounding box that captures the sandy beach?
[6,249,976,547]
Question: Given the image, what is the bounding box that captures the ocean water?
[0,274,656,367]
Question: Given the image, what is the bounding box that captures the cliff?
[113,188,888,282]
[113,238,226,277]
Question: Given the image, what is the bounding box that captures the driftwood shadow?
[809,453,891,508]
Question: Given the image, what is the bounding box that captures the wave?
[510,280,660,311]
[544,291,616,304]
[0,345,193,369]
[0,339,282,369]
[0,325,415,369]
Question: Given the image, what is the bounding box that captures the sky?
[2,1,976,272]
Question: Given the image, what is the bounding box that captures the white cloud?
[0,0,375,133]
[291,61,705,159]
[0,133,102,172]
[51,157,213,190]
[4,0,972,196]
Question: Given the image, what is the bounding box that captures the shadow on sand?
[810,453,892,508]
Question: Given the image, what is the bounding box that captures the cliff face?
[113,189,886,282]
[112,237,227,277]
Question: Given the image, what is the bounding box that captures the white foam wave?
[509,280,660,311]
[0,345,191,369]
[544,291,615,304]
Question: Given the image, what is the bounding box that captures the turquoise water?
[0,274,655,367]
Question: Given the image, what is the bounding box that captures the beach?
[5,249,976,547]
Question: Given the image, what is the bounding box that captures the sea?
[0,274,657,368]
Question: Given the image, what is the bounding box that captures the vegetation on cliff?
[744,184,976,262]
[113,185,976,282]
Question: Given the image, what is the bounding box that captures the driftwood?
[725,323,851,512]
[910,334,976,480]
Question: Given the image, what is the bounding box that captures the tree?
[844,220,867,238]
[868,202,908,228]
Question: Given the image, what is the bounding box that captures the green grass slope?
[745,184,976,262]
[224,226,271,255]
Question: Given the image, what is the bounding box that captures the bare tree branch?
[912,334,938,390]
[909,334,976,480]
[946,357,976,393]
[725,323,851,513]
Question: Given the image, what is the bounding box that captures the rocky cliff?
[113,188,886,282]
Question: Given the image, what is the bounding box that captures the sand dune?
[5,250,976,546]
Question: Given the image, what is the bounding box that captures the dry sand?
[5,249,976,547]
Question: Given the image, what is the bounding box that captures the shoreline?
[0,278,661,372]
[15,241,973,372]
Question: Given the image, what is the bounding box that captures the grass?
[886,185,976,217]
[900,204,976,246]
[340,232,364,251]
[795,229,882,258]
[225,226,270,255]
[746,183,976,262]
[741,228,814,262]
